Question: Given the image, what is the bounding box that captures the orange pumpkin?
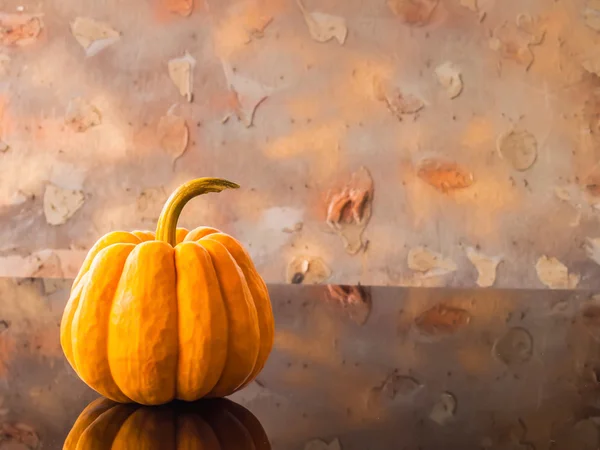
[60,178,274,405]
[63,397,271,449]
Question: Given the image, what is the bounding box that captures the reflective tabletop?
[2,278,600,449]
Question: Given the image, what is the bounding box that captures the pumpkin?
[60,178,274,405]
[63,397,270,449]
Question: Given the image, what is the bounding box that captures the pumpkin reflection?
[64,397,270,449]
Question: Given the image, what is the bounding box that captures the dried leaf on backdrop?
[296,0,348,45]
[164,0,194,17]
[65,97,102,132]
[408,247,457,277]
[385,91,424,115]
[366,369,423,409]
[387,0,439,26]
[381,373,422,400]
[460,0,478,12]
[466,247,502,287]
[43,184,85,226]
[417,159,473,193]
[367,372,423,410]
[304,438,341,450]
[496,129,537,171]
[584,0,600,31]
[489,35,533,69]
[0,422,40,449]
[435,62,463,99]
[415,303,471,336]
[168,52,195,102]
[221,61,272,127]
[489,15,545,70]
[429,393,457,425]
[535,255,580,289]
[493,327,533,366]
[70,17,120,57]
[516,13,545,44]
[0,15,42,46]
[157,114,189,163]
[326,284,372,325]
[374,79,425,119]
[286,256,331,284]
[326,167,374,255]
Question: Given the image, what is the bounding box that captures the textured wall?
[1,0,600,288]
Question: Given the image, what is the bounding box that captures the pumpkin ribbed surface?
[60,178,274,405]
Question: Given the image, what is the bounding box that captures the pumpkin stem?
[156,177,239,246]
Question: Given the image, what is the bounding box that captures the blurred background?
[1,0,600,289]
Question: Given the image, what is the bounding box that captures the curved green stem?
[156,177,239,246]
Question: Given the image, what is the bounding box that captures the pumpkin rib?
[220,399,271,450]
[198,240,260,398]
[187,227,274,390]
[200,403,258,449]
[108,242,179,405]
[72,232,141,292]
[60,272,89,372]
[175,411,221,449]
[202,233,274,391]
[175,227,189,244]
[184,226,220,242]
[74,403,138,449]
[62,397,115,448]
[131,230,155,241]
[111,406,177,449]
[71,244,135,403]
[174,242,228,401]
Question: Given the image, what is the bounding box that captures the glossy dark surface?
[2,278,600,449]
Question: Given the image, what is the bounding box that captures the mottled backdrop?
[1,0,600,289]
